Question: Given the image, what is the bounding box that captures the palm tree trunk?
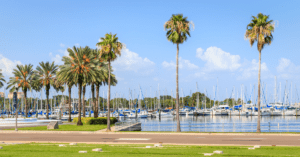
[257,50,261,132]
[68,85,72,122]
[82,85,86,118]
[24,90,28,117]
[46,88,49,119]
[33,99,36,112]
[77,83,83,125]
[176,43,181,132]
[96,84,100,118]
[91,84,96,118]
[107,61,111,131]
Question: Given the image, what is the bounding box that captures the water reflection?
[123,116,300,132]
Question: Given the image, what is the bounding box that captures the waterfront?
[122,116,300,132]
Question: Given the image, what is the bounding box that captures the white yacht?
[156,112,173,118]
[212,105,229,116]
[269,107,282,116]
[260,108,271,116]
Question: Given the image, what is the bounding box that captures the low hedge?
[72,117,117,125]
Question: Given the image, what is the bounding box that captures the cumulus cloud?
[112,48,155,74]
[162,57,199,70]
[0,54,22,76]
[237,59,270,80]
[196,47,241,71]
[49,53,63,65]
[276,58,300,79]
[58,49,69,56]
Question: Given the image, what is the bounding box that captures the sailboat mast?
[275,76,277,103]
[291,82,293,106]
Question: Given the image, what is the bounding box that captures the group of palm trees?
[164,13,274,133]
[0,13,274,132]
[0,33,122,131]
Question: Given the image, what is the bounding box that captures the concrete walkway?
[1,131,300,146]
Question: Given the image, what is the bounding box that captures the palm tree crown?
[245,13,274,52]
[96,33,124,62]
[164,14,194,44]
[0,72,5,88]
[35,62,58,90]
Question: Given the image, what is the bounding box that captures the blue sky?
[1,0,300,102]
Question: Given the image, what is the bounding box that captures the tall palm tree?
[34,62,58,119]
[6,64,35,117]
[0,72,5,88]
[53,77,65,117]
[31,79,42,112]
[61,46,98,125]
[89,49,108,118]
[96,33,123,131]
[164,14,194,132]
[245,13,274,132]
[57,66,76,122]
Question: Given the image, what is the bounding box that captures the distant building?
[0,92,4,98]
[8,92,24,99]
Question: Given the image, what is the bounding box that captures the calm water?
[123,116,300,132]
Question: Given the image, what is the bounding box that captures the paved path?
[0,131,300,146]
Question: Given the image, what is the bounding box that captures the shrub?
[72,117,117,125]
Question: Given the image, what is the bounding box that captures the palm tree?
[6,64,35,117]
[164,14,194,132]
[89,49,108,118]
[0,72,6,88]
[245,13,274,132]
[53,77,65,118]
[96,33,123,131]
[61,46,98,125]
[57,65,76,122]
[31,79,42,112]
[34,62,58,119]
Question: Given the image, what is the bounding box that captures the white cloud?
[112,48,155,74]
[196,47,241,71]
[75,43,80,47]
[276,58,300,79]
[60,43,65,48]
[237,59,270,80]
[162,57,199,70]
[58,49,68,56]
[49,53,63,65]
[0,54,22,76]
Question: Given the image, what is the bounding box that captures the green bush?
[72,117,117,125]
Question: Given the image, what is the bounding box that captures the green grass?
[0,143,299,157]
[5,124,113,131]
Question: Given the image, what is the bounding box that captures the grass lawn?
[5,124,113,131]
[0,143,299,157]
